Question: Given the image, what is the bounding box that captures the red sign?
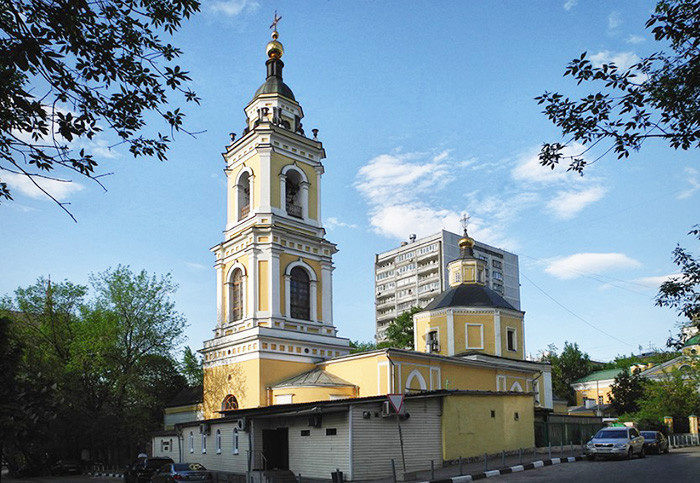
[387,394,404,413]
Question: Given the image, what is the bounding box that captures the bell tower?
[201,24,350,418]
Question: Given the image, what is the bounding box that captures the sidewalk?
[401,446,585,482]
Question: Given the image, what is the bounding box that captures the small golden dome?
[459,234,475,250]
[266,39,284,59]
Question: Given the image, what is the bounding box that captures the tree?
[633,370,700,427]
[536,0,699,174]
[180,346,203,386]
[349,340,377,354]
[0,0,201,220]
[610,369,647,415]
[541,342,594,405]
[381,307,423,349]
[656,226,700,347]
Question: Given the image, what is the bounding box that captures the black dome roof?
[423,284,518,311]
[253,76,295,101]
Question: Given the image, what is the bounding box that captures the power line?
[520,270,636,349]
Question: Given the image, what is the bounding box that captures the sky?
[2,0,698,362]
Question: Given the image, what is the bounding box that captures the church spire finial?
[457,213,475,259]
[266,11,284,60]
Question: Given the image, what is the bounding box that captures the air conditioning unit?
[199,423,211,435]
[381,401,396,418]
[426,331,439,353]
[308,415,322,428]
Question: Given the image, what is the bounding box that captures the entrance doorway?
[262,428,289,470]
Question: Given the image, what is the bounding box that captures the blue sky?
[2,0,698,362]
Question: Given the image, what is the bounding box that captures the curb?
[420,456,584,482]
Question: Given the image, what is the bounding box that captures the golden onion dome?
[266,39,284,59]
[458,234,475,251]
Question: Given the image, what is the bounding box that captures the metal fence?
[668,433,700,447]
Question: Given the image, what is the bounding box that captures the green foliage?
[656,226,700,347]
[180,346,204,386]
[0,267,189,473]
[603,350,680,369]
[610,369,647,415]
[0,0,201,219]
[537,0,700,173]
[349,340,377,354]
[541,342,594,405]
[635,370,700,424]
[382,307,422,349]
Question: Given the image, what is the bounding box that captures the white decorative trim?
[494,311,502,357]
[446,309,455,356]
[226,262,248,322]
[465,323,484,350]
[430,366,441,390]
[497,375,507,391]
[405,369,428,391]
[506,326,517,353]
[510,381,524,392]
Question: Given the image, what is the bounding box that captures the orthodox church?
[153,24,553,480]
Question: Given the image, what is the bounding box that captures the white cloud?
[563,0,578,11]
[631,274,682,289]
[608,11,623,31]
[325,217,358,230]
[2,171,84,201]
[545,253,641,280]
[511,144,588,186]
[626,34,645,44]
[677,168,700,199]
[209,0,260,16]
[185,262,209,271]
[546,186,607,220]
[590,51,640,72]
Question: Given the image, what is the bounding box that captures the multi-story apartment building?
[375,230,520,341]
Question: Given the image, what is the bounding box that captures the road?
[499,446,700,482]
[1,475,118,483]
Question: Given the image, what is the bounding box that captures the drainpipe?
[386,351,397,394]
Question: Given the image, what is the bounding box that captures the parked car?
[585,426,646,460]
[50,459,81,476]
[150,462,212,482]
[640,431,669,454]
[124,457,174,483]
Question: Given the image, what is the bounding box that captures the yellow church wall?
[442,394,534,459]
[258,260,269,311]
[500,314,524,360]
[203,358,261,419]
[414,314,447,353]
[322,354,388,396]
[258,358,317,405]
[453,313,496,355]
[270,385,356,404]
[269,152,319,220]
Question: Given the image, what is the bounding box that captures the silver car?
[585,427,646,460]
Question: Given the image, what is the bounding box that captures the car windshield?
[640,431,658,439]
[174,463,205,471]
[594,429,628,439]
[145,459,172,469]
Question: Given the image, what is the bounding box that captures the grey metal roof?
[423,283,518,311]
[272,369,354,388]
[253,77,296,101]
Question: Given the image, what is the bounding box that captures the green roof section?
[272,369,354,388]
[574,368,628,383]
[683,334,700,347]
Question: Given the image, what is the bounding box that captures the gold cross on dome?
[270,11,282,31]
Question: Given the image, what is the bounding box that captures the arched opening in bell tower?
[228,267,245,322]
[237,171,251,221]
[290,266,310,320]
[285,170,303,218]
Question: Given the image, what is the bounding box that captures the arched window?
[215,429,222,454]
[222,394,239,411]
[290,266,310,320]
[233,428,240,455]
[237,171,251,221]
[189,431,194,453]
[202,433,207,453]
[285,170,303,218]
[229,268,244,321]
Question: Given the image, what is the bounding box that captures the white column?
[494,310,502,357]
[270,252,281,317]
[300,181,309,220]
[241,274,248,320]
[279,173,286,214]
[310,280,318,322]
[216,261,224,327]
[321,263,333,324]
[284,274,291,318]
[249,249,258,320]
[314,165,323,224]
[446,309,455,356]
[259,149,272,212]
